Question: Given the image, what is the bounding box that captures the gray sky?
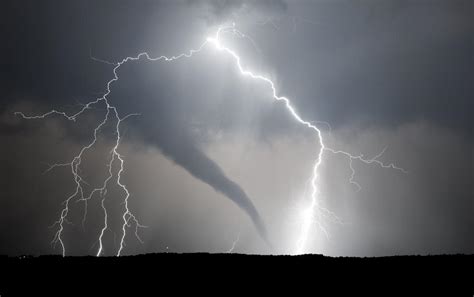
[0,0,472,256]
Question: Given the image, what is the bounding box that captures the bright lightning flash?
[16,23,405,256]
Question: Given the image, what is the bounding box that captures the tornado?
[154,135,269,244]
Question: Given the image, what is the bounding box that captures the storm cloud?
[0,0,472,256]
[188,0,288,24]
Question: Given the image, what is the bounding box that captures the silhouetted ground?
[1,253,473,295]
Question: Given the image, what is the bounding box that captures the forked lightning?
[16,23,405,256]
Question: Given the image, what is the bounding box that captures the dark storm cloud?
[267,0,474,136]
[0,0,472,256]
[189,0,287,24]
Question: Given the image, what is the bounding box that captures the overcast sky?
[0,0,472,256]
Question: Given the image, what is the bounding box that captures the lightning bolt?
[15,42,207,256]
[16,23,405,256]
[226,231,241,254]
[207,24,405,254]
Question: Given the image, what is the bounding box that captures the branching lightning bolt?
[16,23,405,256]
[207,24,405,254]
[15,42,206,256]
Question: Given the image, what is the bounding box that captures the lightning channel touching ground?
[208,24,405,254]
[226,231,241,253]
[16,23,405,256]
